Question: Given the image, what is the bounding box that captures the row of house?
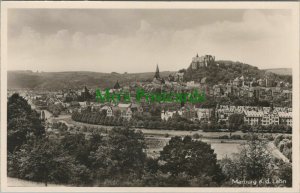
[216,105,292,126]
[161,107,212,122]
[161,105,293,127]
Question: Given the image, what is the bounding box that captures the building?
[161,110,176,121]
[118,103,133,120]
[153,64,164,84]
[101,106,113,117]
[243,110,263,125]
[113,80,121,90]
[278,112,292,126]
[186,81,200,88]
[196,108,212,122]
[161,109,183,121]
[261,112,279,126]
[182,108,197,121]
[190,54,215,70]
[174,72,184,82]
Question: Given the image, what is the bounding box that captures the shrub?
[265,134,274,141]
[274,135,284,147]
[192,133,202,139]
[219,135,229,139]
[230,135,242,140]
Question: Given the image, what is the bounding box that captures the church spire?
[114,80,121,89]
[154,64,160,79]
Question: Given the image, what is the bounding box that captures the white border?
[1,1,299,192]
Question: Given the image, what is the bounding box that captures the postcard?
[1,1,299,192]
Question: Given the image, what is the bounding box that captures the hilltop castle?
[190,54,215,70]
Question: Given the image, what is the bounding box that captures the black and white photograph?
[1,1,299,192]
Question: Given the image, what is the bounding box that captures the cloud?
[8,10,295,72]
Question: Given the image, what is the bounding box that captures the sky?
[7,9,296,73]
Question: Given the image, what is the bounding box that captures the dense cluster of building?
[8,54,293,128]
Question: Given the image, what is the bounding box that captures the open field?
[145,136,242,160]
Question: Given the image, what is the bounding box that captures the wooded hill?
[183,60,292,85]
[8,60,292,90]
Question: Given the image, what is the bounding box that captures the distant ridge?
[8,59,292,90]
[8,70,175,90]
[264,68,292,76]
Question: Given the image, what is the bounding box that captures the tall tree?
[159,136,224,186]
[7,93,45,153]
[220,134,274,186]
[89,128,146,183]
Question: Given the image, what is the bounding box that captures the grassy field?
[145,136,242,159]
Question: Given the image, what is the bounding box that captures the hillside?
[265,68,292,76]
[8,70,174,90]
[8,60,292,90]
[183,60,292,85]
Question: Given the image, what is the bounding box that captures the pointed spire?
[196,53,199,57]
[154,64,160,79]
[114,80,121,89]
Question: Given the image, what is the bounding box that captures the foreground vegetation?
[8,94,292,187]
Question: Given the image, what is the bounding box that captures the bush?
[219,135,229,139]
[274,135,284,147]
[242,134,258,141]
[264,134,274,141]
[230,135,242,140]
[192,133,202,139]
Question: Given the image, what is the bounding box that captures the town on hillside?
[8,54,293,132]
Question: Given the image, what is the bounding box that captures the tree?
[7,93,45,153]
[228,113,244,132]
[89,128,146,184]
[159,136,224,185]
[13,139,77,186]
[277,162,292,187]
[220,134,273,186]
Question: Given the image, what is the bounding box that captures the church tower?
[154,64,160,79]
[114,80,121,89]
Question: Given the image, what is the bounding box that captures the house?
[262,112,279,126]
[196,108,212,122]
[182,108,197,121]
[118,103,133,120]
[175,72,184,82]
[130,103,143,113]
[161,110,176,121]
[78,102,88,108]
[186,81,200,88]
[161,110,183,121]
[233,77,241,87]
[101,105,113,117]
[278,112,292,126]
[283,90,292,101]
[244,110,264,125]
